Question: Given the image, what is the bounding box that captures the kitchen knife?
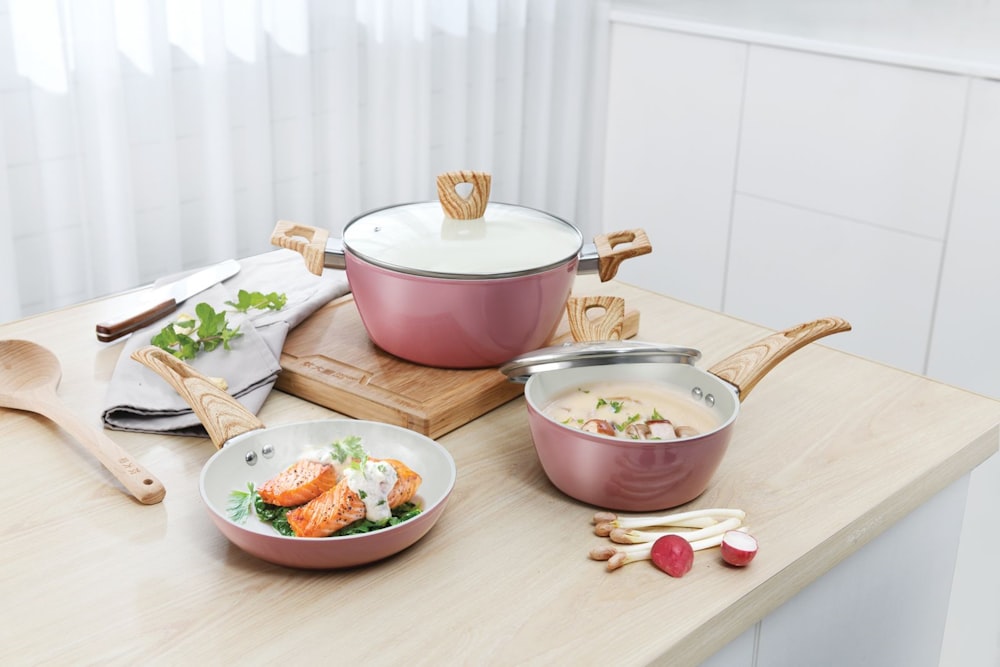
[95,259,241,343]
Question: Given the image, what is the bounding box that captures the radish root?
[588,507,750,572]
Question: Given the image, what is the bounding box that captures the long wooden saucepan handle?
[130,346,266,449]
[707,317,853,401]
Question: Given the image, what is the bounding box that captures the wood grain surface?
[275,294,640,438]
[0,275,996,666]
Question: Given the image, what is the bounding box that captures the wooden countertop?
[1,275,997,665]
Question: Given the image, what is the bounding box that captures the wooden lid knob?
[437,171,491,220]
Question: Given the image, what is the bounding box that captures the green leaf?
[226,482,256,524]
[253,495,295,536]
[595,398,624,413]
[225,289,288,313]
[330,435,366,465]
[331,502,422,536]
[149,301,243,360]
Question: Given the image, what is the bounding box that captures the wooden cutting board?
[276,295,639,438]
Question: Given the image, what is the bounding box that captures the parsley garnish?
[596,398,624,413]
[150,291,286,360]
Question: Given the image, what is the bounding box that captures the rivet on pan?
[705,393,716,407]
[245,451,258,466]
[261,444,275,459]
[691,386,703,400]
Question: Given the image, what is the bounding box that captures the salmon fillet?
[257,459,338,507]
[286,458,422,538]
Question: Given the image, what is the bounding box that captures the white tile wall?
[724,195,942,373]
[602,25,746,309]
[738,46,967,240]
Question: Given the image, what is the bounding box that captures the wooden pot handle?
[594,229,653,282]
[437,171,491,220]
[270,220,329,276]
[708,317,852,401]
[130,346,266,449]
[566,296,627,342]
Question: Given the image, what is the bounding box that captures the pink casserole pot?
[271,171,652,368]
[501,316,852,512]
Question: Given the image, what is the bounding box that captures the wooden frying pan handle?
[130,346,266,449]
[594,229,652,282]
[270,220,329,276]
[437,171,491,220]
[566,296,626,342]
[707,317,852,401]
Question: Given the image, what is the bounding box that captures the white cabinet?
[602,25,745,310]
[725,195,941,373]
[601,18,1000,667]
[927,77,1000,396]
[737,47,966,240]
[928,77,1000,667]
[724,46,967,374]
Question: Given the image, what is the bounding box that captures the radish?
[720,530,758,566]
[650,534,694,577]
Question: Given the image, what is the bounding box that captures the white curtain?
[0,0,607,322]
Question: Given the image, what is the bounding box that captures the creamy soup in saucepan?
[543,381,719,440]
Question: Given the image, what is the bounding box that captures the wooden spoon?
[0,340,165,504]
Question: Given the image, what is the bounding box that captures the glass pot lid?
[499,340,703,384]
[341,171,584,279]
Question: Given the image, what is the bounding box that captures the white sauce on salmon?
[343,460,398,522]
[297,447,347,477]
[544,381,718,439]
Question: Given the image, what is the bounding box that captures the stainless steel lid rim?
[345,245,583,281]
[342,200,584,278]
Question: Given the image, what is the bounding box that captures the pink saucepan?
[500,312,852,512]
[270,171,652,368]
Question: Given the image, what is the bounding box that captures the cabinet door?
[927,77,1000,397]
[737,45,966,240]
[929,77,1000,667]
[602,25,745,310]
[724,195,941,374]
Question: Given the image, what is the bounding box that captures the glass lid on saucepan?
[341,171,584,279]
[499,340,703,384]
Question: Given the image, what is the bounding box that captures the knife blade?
[95,259,241,343]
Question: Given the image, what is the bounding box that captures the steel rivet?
[705,393,716,407]
[691,386,703,400]
[245,451,258,466]
[261,444,275,459]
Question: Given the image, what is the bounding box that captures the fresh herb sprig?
[225,289,287,313]
[150,289,286,360]
[227,482,256,524]
[331,435,369,477]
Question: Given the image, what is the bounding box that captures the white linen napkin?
[102,249,349,437]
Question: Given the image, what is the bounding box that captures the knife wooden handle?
[96,298,178,343]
